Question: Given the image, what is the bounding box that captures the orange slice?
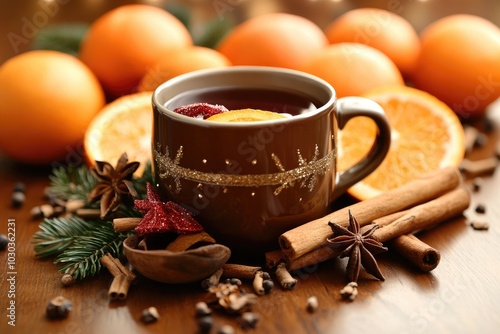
[338,85,465,201]
[206,108,287,122]
[84,91,153,175]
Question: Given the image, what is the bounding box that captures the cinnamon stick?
[108,274,133,301]
[284,187,469,271]
[222,264,262,280]
[264,211,406,271]
[371,187,470,242]
[113,217,142,233]
[279,167,462,260]
[389,234,440,272]
[100,253,137,281]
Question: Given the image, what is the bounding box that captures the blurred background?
[2,0,500,64]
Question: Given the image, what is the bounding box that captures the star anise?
[134,183,203,237]
[88,152,140,219]
[326,210,388,282]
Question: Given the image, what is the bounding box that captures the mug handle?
[332,96,391,199]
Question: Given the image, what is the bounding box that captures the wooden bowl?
[123,235,231,284]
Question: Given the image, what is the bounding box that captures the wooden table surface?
[1,1,500,334]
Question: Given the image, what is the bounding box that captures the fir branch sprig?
[33,216,99,258]
[33,216,131,280]
[33,160,154,281]
[48,165,98,201]
[55,222,129,281]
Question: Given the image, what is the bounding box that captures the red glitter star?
[134,183,203,237]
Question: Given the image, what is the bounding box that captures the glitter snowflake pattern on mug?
[154,144,335,196]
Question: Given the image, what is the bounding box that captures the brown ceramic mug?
[152,66,390,258]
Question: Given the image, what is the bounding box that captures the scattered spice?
[11,182,26,208]
[239,312,259,329]
[252,271,266,295]
[205,282,258,315]
[134,183,203,237]
[88,152,140,219]
[198,316,214,332]
[173,103,228,119]
[0,234,8,251]
[61,274,75,287]
[64,199,86,213]
[475,204,486,214]
[263,279,275,293]
[460,157,498,177]
[470,221,490,231]
[30,204,62,219]
[474,132,488,148]
[275,262,297,289]
[472,177,483,192]
[195,301,212,317]
[340,282,359,301]
[201,268,224,290]
[306,296,319,313]
[46,296,72,319]
[141,307,160,323]
[327,210,388,282]
[217,324,235,334]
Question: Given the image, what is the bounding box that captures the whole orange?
[138,46,231,92]
[0,50,105,164]
[412,14,500,119]
[300,43,404,98]
[216,13,328,70]
[325,8,420,77]
[79,4,192,98]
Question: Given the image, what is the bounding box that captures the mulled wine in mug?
[152,66,391,258]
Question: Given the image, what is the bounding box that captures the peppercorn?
[475,204,486,214]
[11,182,26,208]
[46,296,72,319]
[472,177,483,192]
[263,279,274,293]
[0,234,8,251]
[198,316,213,332]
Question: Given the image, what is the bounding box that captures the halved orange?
[83,91,153,175]
[206,108,287,122]
[338,85,465,200]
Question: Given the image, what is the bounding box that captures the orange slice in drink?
[338,85,465,201]
[206,108,287,122]
[84,91,153,175]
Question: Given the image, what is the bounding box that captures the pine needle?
[32,216,130,280]
[48,165,98,201]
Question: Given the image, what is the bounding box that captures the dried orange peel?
[206,108,287,122]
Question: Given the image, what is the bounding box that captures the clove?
[46,296,72,319]
[275,262,297,290]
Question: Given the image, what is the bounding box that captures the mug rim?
[152,66,337,127]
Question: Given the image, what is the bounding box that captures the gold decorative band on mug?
[154,144,335,196]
